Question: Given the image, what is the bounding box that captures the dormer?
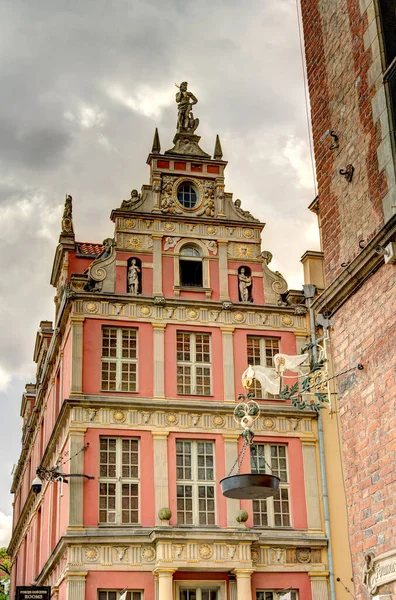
[33,320,53,383]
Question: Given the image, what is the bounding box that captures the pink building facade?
[9,96,331,600]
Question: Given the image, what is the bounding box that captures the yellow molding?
[309,570,330,578]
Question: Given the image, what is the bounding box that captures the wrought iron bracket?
[339,164,354,182]
[329,130,339,150]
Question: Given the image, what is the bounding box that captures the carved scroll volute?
[88,238,117,293]
[261,250,288,304]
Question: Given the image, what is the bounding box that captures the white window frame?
[101,327,138,392]
[251,443,291,528]
[247,336,280,398]
[256,592,298,600]
[98,590,143,600]
[98,437,140,525]
[175,581,226,600]
[176,440,216,526]
[176,331,212,395]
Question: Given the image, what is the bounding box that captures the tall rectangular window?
[99,591,142,600]
[251,444,291,527]
[99,437,139,525]
[179,589,218,600]
[177,332,211,395]
[176,440,215,525]
[247,336,280,398]
[101,327,138,392]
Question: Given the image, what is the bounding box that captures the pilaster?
[152,234,163,295]
[66,571,87,600]
[223,433,240,526]
[70,316,84,395]
[153,323,166,398]
[68,428,87,529]
[154,568,176,600]
[234,569,253,600]
[229,580,237,600]
[152,431,170,524]
[218,241,229,299]
[221,326,235,401]
[309,572,330,600]
[302,441,322,530]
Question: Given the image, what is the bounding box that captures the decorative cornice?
[314,215,396,315]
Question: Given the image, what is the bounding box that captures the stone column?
[221,327,235,401]
[302,441,322,530]
[153,323,166,399]
[68,428,87,529]
[223,434,240,526]
[70,316,84,395]
[309,572,330,600]
[218,241,229,299]
[152,234,163,296]
[66,572,87,600]
[155,569,176,600]
[234,569,253,600]
[152,431,169,524]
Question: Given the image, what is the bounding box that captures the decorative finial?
[175,81,199,133]
[213,134,223,160]
[152,127,161,153]
[61,194,74,236]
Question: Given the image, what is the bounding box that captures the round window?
[177,183,197,209]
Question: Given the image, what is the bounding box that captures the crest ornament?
[141,546,156,562]
[85,547,99,561]
[243,228,254,239]
[212,415,225,428]
[198,544,213,560]
[139,306,152,317]
[124,218,136,229]
[165,413,179,426]
[112,410,126,424]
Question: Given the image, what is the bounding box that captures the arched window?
[177,183,198,209]
[180,245,203,287]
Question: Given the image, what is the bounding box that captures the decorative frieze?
[74,300,307,332]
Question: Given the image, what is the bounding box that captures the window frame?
[246,336,280,399]
[177,331,212,396]
[101,327,138,393]
[250,443,291,528]
[98,591,143,600]
[98,437,140,526]
[175,581,226,600]
[256,591,298,600]
[176,440,216,526]
[179,245,203,288]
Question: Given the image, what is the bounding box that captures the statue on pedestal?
[176,82,198,133]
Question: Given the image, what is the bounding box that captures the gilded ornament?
[281,315,294,327]
[165,413,179,426]
[112,410,126,424]
[206,225,217,235]
[141,546,156,562]
[251,548,260,563]
[198,544,213,560]
[85,547,99,561]
[233,311,246,324]
[139,306,152,317]
[296,548,311,563]
[86,302,99,314]
[212,415,225,428]
[186,308,199,320]
[124,218,136,229]
[235,244,252,259]
[164,221,176,232]
[128,236,141,248]
[243,228,254,239]
[308,370,328,392]
[73,281,85,291]
[263,418,276,430]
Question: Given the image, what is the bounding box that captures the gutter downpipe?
[304,285,336,600]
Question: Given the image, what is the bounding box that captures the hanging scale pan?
[220,473,280,499]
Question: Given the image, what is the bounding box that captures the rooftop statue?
[175,82,199,133]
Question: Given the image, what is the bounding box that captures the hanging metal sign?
[16,588,51,600]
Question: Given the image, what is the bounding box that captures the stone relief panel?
[116,233,154,252]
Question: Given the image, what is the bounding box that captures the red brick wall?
[300,0,386,285]
[330,264,396,594]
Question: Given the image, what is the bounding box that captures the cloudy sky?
[0,0,319,542]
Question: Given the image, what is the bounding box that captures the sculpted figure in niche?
[176,82,198,132]
[362,553,375,587]
[238,267,252,302]
[121,189,141,210]
[128,258,141,295]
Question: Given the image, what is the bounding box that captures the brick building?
[299,0,396,597]
[8,85,340,599]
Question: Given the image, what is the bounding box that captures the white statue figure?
[128,259,140,295]
[238,267,252,302]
